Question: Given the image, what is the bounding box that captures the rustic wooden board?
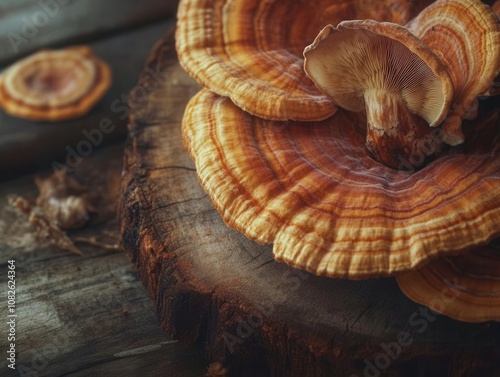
[0,145,206,377]
[0,0,179,65]
[120,30,500,377]
[0,19,176,181]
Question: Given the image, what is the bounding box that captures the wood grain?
[120,29,500,377]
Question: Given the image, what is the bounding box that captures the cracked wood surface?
[119,28,500,377]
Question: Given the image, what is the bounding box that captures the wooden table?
[0,19,206,377]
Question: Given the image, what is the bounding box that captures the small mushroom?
[303,20,454,169]
[176,0,431,121]
[0,46,111,121]
[396,241,500,323]
[182,89,500,278]
[407,0,500,145]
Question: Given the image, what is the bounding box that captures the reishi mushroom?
[303,20,454,169]
[0,46,111,121]
[182,89,500,279]
[396,241,500,323]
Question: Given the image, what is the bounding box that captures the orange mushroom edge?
[396,240,500,323]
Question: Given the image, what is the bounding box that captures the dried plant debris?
[34,172,95,230]
[206,362,229,377]
[72,236,121,252]
[8,195,83,256]
[7,171,121,255]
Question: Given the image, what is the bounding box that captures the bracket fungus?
[178,0,500,319]
[182,89,500,279]
[303,20,454,169]
[397,241,500,323]
[0,46,111,121]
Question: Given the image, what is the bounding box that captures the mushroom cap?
[183,89,500,278]
[176,0,430,121]
[303,20,454,127]
[407,0,500,145]
[396,241,500,323]
[0,46,111,121]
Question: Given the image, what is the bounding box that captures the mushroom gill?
[0,46,111,121]
[303,21,454,169]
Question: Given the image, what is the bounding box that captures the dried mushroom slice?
[0,46,111,121]
[397,242,500,323]
[182,89,500,279]
[176,0,428,121]
[407,0,500,145]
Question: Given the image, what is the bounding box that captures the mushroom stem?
[364,89,443,169]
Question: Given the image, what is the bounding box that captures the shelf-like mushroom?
[407,0,500,145]
[0,46,111,121]
[182,89,500,278]
[396,240,500,323]
[176,0,432,121]
[303,20,454,169]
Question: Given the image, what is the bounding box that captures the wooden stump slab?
[120,29,500,377]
